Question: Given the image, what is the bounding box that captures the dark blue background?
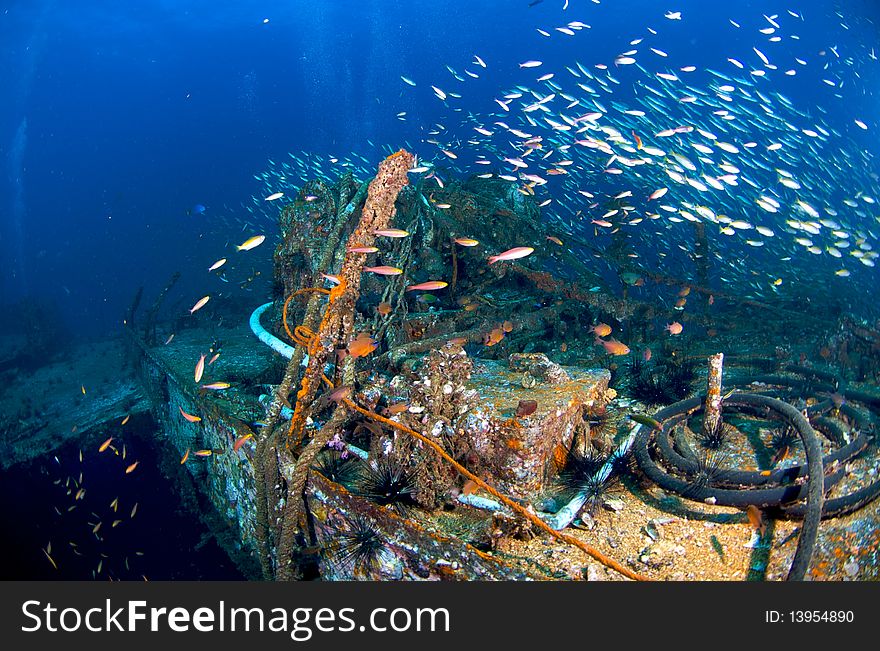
[1,0,878,336]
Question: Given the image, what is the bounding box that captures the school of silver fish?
[202,3,877,314]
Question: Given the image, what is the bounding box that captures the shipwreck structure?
[120,150,880,582]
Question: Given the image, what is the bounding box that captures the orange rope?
[281,294,297,343]
[293,326,315,347]
[286,279,349,446]
[282,288,332,345]
[341,397,650,582]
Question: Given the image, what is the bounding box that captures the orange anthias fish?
[194,354,206,383]
[484,328,505,346]
[180,448,190,465]
[546,236,564,246]
[382,403,409,416]
[373,228,410,238]
[631,129,643,149]
[125,461,139,474]
[201,382,231,390]
[346,245,379,253]
[348,333,378,358]
[194,449,213,457]
[747,505,766,537]
[665,321,683,335]
[364,266,403,276]
[98,437,113,453]
[454,237,480,247]
[179,406,202,423]
[596,337,630,356]
[488,246,534,264]
[233,433,254,453]
[590,323,612,337]
[328,386,353,403]
[406,281,448,292]
[502,320,514,333]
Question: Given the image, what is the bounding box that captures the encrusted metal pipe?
[702,352,724,439]
[544,424,641,531]
[250,302,296,359]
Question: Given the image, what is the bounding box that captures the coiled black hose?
[634,393,825,581]
[727,370,880,521]
[655,412,868,488]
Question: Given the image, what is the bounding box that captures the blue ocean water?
[1,0,878,337]
[2,0,880,581]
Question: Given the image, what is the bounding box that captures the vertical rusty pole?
[702,353,724,438]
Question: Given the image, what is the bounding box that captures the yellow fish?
[42,548,58,570]
[200,382,230,390]
[237,235,266,251]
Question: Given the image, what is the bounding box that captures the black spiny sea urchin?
[356,460,419,513]
[312,449,363,489]
[769,424,801,464]
[332,514,386,573]
[555,449,621,515]
[682,449,727,497]
[696,419,733,450]
[627,356,698,406]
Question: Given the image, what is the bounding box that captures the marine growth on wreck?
[114,143,880,582]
